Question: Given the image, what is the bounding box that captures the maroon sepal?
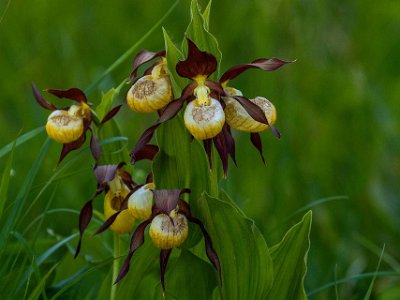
[119,171,136,190]
[94,164,122,187]
[213,131,229,176]
[100,105,122,124]
[46,88,87,103]
[94,210,123,235]
[160,249,172,292]
[89,128,100,161]
[176,38,217,79]
[74,200,93,258]
[134,144,159,162]
[223,125,237,166]
[58,133,86,165]
[220,58,292,83]
[203,139,213,170]
[188,216,222,283]
[232,96,269,125]
[130,50,166,81]
[205,80,224,96]
[32,83,57,111]
[250,132,266,164]
[152,189,190,215]
[114,219,152,284]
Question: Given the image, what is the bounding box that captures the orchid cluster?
[130,38,290,172]
[32,34,289,293]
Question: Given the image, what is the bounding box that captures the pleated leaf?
[267,211,312,300]
[194,192,274,300]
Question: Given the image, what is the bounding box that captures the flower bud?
[104,184,135,234]
[149,213,189,249]
[224,96,276,132]
[46,109,84,143]
[184,98,225,140]
[128,183,154,220]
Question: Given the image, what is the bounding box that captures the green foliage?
[1,0,399,298]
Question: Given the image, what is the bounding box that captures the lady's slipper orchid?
[74,163,142,257]
[110,188,221,292]
[129,38,291,173]
[32,84,121,163]
[126,50,173,113]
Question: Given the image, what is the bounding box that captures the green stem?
[110,234,120,300]
[209,148,219,198]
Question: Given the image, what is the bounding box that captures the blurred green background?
[1,0,399,298]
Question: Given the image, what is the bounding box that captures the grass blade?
[0,126,44,159]
[0,141,15,218]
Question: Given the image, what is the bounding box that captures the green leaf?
[363,244,385,300]
[163,249,218,300]
[163,28,189,96]
[202,1,212,30]
[28,263,59,300]
[0,142,14,218]
[267,211,312,300]
[0,126,44,159]
[194,192,273,300]
[184,0,222,77]
[95,80,125,122]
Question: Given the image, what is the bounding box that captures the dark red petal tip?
[220,58,292,83]
[176,38,217,79]
[89,129,101,161]
[32,83,57,111]
[58,133,86,165]
[100,105,122,124]
[46,88,87,103]
[250,133,266,165]
[130,50,166,80]
[94,211,122,235]
[74,200,93,258]
[160,249,172,292]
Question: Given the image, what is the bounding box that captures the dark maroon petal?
[203,139,213,170]
[74,200,93,258]
[32,83,57,110]
[189,217,221,283]
[134,144,159,162]
[94,210,122,235]
[58,133,86,165]
[223,125,237,166]
[89,129,101,161]
[160,249,172,292]
[130,124,160,164]
[46,88,87,103]
[270,125,281,139]
[114,220,151,284]
[100,105,122,124]
[158,98,185,123]
[146,172,153,184]
[205,80,224,96]
[93,164,120,186]
[119,171,136,189]
[130,50,166,80]
[177,199,191,217]
[220,58,292,83]
[213,132,229,176]
[176,38,217,79]
[233,96,268,125]
[153,189,182,214]
[250,132,265,165]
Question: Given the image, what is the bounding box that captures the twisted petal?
[32,83,57,110]
[93,164,121,186]
[46,87,87,103]
[58,132,86,165]
[176,38,217,79]
[100,105,122,124]
[250,132,266,164]
[152,189,190,215]
[220,58,292,84]
[160,249,172,292]
[89,128,100,161]
[114,219,152,284]
[130,50,166,80]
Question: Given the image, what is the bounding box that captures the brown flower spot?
[133,80,156,99]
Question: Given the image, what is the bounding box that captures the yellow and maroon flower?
[108,188,221,292]
[32,84,121,163]
[74,163,142,257]
[126,50,173,113]
[129,39,291,173]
